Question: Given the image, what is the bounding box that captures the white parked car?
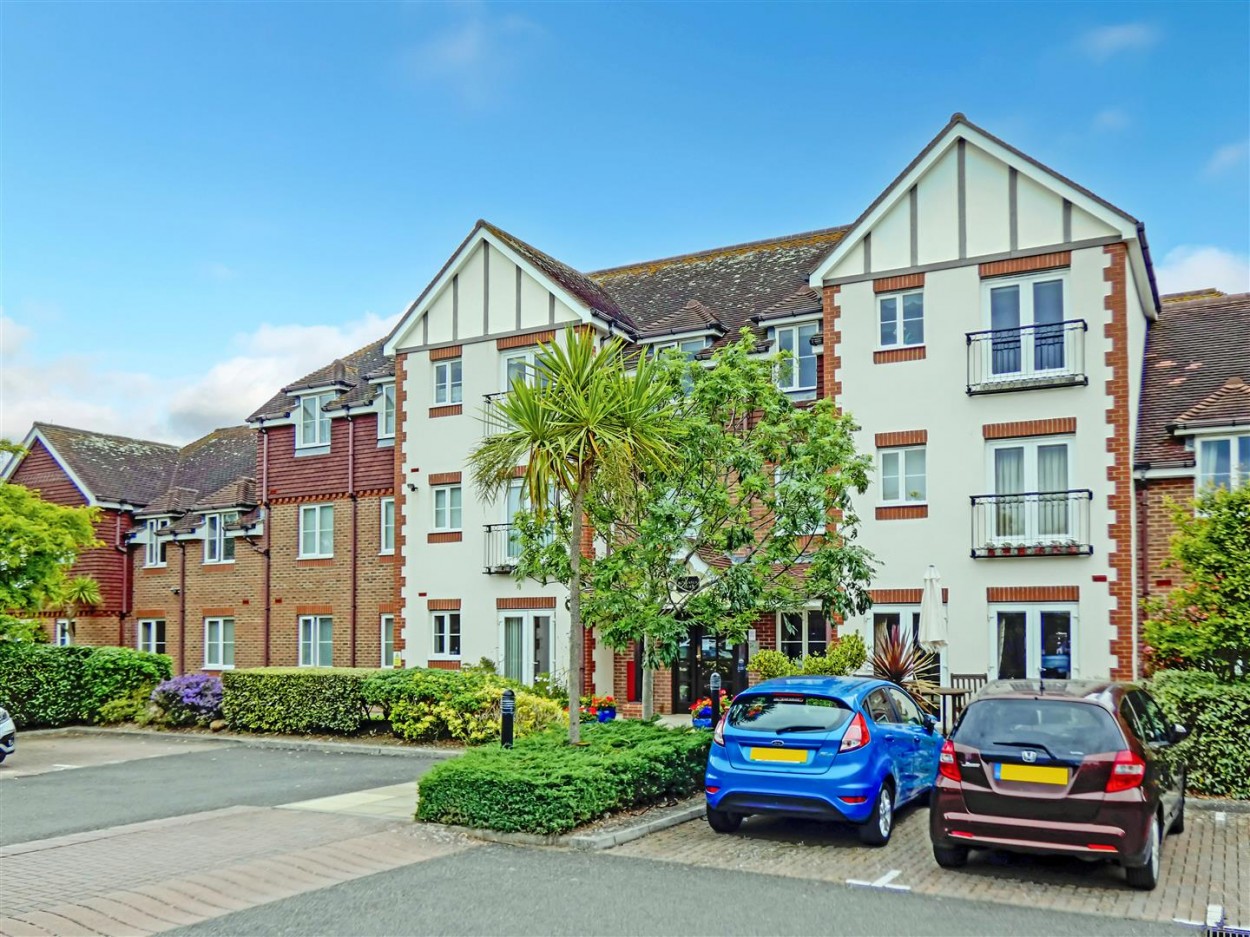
[0,707,15,763]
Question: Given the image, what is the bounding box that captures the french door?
[990,607,1075,680]
[987,276,1067,378]
[990,440,1072,542]
[499,611,553,685]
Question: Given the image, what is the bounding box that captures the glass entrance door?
[992,608,1074,680]
[671,625,746,711]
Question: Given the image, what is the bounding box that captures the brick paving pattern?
[0,806,474,936]
[617,804,1250,928]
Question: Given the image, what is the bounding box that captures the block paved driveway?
[617,798,1250,929]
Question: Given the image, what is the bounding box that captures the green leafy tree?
[48,575,104,643]
[513,330,877,717]
[1144,483,1250,681]
[468,327,680,742]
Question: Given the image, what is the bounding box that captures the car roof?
[972,678,1129,709]
[747,675,888,703]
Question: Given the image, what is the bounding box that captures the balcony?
[970,489,1093,558]
[484,523,520,573]
[482,392,509,436]
[966,320,1088,395]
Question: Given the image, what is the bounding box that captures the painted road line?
[1207,905,1225,928]
[846,869,911,892]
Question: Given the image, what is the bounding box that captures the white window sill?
[203,560,236,566]
[297,554,335,561]
[379,549,395,556]
[143,564,168,570]
[294,444,331,457]
[377,436,395,447]
[879,501,929,508]
[204,664,235,671]
[429,655,462,662]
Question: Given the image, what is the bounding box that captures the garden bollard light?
[709,672,721,725]
[501,688,515,749]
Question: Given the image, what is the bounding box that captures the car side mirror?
[1171,724,1189,743]
[922,714,938,734]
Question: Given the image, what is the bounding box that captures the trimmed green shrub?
[222,668,383,734]
[0,643,172,727]
[749,650,794,681]
[96,688,152,725]
[751,634,868,681]
[417,720,711,834]
[1149,669,1250,799]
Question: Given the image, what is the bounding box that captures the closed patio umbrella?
[918,565,947,653]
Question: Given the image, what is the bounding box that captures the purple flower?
[151,674,223,725]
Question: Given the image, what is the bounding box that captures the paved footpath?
[617,802,1250,929]
[0,805,475,936]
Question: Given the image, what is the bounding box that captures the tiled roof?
[635,299,726,339]
[33,423,180,506]
[754,287,823,323]
[131,426,256,517]
[247,338,390,422]
[1135,292,1250,468]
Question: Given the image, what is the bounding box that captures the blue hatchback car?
[705,676,943,845]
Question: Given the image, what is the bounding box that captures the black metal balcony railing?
[970,489,1094,558]
[482,392,509,436]
[484,523,520,573]
[966,320,1088,395]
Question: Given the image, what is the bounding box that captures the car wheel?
[1170,794,1185,836]
[933,842,969,868]
[0,752,5,764]
[858,782,894,846]
[706,808,742,834]
[1125,816,1161,891]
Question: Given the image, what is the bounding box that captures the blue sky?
[2,1,1247,445]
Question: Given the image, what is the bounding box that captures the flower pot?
[597,710,616,723]
[692,717,713,729]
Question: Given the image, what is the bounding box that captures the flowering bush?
[151,674,223,726]
[689,690,729,719]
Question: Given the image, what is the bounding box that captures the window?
[873,608,940,684]
[297,393,333,448]
[205,617,235,669]
[1197,434,1250,491]
[381,614,396,668]
[885,686,925,727]
[54,620,71,646]
[204,512,237,564]
[880,447,926,504]
[138,619,166,654]
[986,275,1067,377]
[878,290,924,348]
[433,612,461,658]
[778,609,827,661]
[379,498,395,554]
[433,485,462,531]
[434,359,463,405]
[144,518,169,567]
[499,611,552,684]
[299,615,333,666]
[654,337,709,360]
[989,438,1072,540]
[299,504,334,558]
[991,606,1074,680]
[774,322,820,394]
[379,383,396,439]
[774,467,825,535]
[864,688,897,724]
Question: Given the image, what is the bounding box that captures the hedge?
[1148,669,1250,799]
[221,668,382,734]
[0,643,172,727]
[417,720,711,834]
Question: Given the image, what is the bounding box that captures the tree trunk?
[567,481,585,745]
[640,635,654,719]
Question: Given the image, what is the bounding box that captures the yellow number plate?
[748,747,808,764]
[998,762,1068,785]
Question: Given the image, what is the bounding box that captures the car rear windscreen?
[727,693,852,734]
[955,699,1125,757]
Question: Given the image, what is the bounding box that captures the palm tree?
[470,327,679,743]
[50,575,102,642]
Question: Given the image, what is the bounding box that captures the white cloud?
[0,311,398,447]
[1092,108,1130,132]
[1155,245,1250,296]
[1078,23,1160,62]
[1205,140,1249,177]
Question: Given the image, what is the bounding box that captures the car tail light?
[839,712,870,752]
[950,831,974,839]
[1087,843,1117,852]
[939,739,961,782]
[839,795,867,804]
[713,713,727,747]
[1105,749,1146,792]
[705,786,720,795]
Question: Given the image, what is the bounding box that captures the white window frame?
[980,272,1071,382]
[378,383,396,439]
[432,611,462,660]
[985,436,1075,545]
[137,619,166,654]
[432,485,462,532]
[497,610,553,685]
[204,617,235,670]
[298,615,333,667]
[877,289,924,350]
[54,619,72,646]
[144,518,169,568]
[987,604,1078,680]
[381,614,396,668]
[298,503,335,558]
[203,512,237,564]
[654,336,709,360]
[773,320,821,395]
[776,607,828,661]
[434,359,463,405]
[879,446,927,505]
[380,497,395,555]
[296,392,334,449]
[1196,432,1250,492]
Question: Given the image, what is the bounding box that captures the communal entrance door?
[671,625,747,713]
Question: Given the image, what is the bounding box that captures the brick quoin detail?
[821,285,842,410]
[429,405,463,418]
[875,430,928,448]
[427,532,462,543]
[428,472,462,485]
[393,353,408,657]
[427,598,461,610]
[979,251,1072,279]
[496,596,557,610]
[497,330,555,350]
[875,505,929,520]
[873,273,925,293]
[983,417,1076,439]
[1103,243,1136,679]
[429,345,462,361]
[873,346,926,365]
[987,586,1080,603]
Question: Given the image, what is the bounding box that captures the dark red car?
[929,679,1187,890]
